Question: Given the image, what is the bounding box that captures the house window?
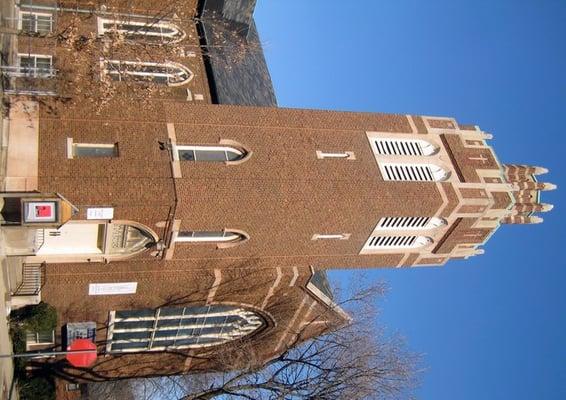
[373,138,438,156]
[175,231,244,243]
[19,11,53,34]
[67,139,118,158]
[18,54,53,78]
[380,163,449,182]
[364,235,432,250]
[25,330,55,351]
[107,305,265,352]
[65,383,81,392]
[97,17,186,44]
[376,216,446,230]
[102,59,193,86]
[176,146,245,162]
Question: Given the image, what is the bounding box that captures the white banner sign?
[87,207,114,220]
[89,282,137,295]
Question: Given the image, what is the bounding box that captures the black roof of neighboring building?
[202,0,257,27]
[310,270,334,300]
[199,0,277,107]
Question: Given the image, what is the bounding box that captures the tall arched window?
[176,145,246,162]
[97,17,186,44]
[373,138,438,156]
[381,163,450,182]
[175,231,245,243]
[107,305,265,352]
[102,59,193,86]
[364,235,432,250]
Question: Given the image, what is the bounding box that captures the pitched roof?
[199,0,277,106]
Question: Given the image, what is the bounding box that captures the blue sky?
[254,1,565,399]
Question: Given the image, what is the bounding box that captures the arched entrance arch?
[33,220,158,263]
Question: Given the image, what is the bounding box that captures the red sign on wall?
[35,205,53,218]
[23,201,57,223]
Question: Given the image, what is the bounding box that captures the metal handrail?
[12,263,46,296]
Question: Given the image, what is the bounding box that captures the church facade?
[0,0,554,393]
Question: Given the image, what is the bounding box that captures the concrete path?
[0,231,17,400]
[1,0,19,393]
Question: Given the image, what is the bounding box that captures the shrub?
[9,302,58,393]
[19,376,55,400]
[10,302,57,333]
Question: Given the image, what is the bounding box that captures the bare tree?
[86,379,136,400]
[87,278,421,400]
[11,2,266,113]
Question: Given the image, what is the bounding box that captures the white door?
[36,223,105,255]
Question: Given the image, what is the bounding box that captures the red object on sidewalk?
[66,339,97,367]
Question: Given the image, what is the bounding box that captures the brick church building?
[0,0,555,393]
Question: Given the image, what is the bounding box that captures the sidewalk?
[0,243,16,400]
[1,0,19,397]
[0,93,18,400]
[0,114,19,400]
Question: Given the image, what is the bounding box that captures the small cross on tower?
[468,153,489,164]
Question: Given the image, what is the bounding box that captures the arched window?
[176,145,246,162]
[381,163,450,182]
[107,305,265,352]
[102,59,193,86]
[97,17,186,44]
[376,216,446,230]
[374,138,438,156]
[175,231,245,243]
[364,235,432,250]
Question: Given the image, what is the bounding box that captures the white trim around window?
[175,231,244,243]
[101,59,194,87]
[16,53,54,78]
[18,11,53,34]
[175,145,245,162]
[173,229,249,249]
[97,17,186,43]
[67,138,118,158]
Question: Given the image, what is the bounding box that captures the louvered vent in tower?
[374,138,437,156]
[381,163,449,182]
[377,217,446,230]
[364,235,432,250]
